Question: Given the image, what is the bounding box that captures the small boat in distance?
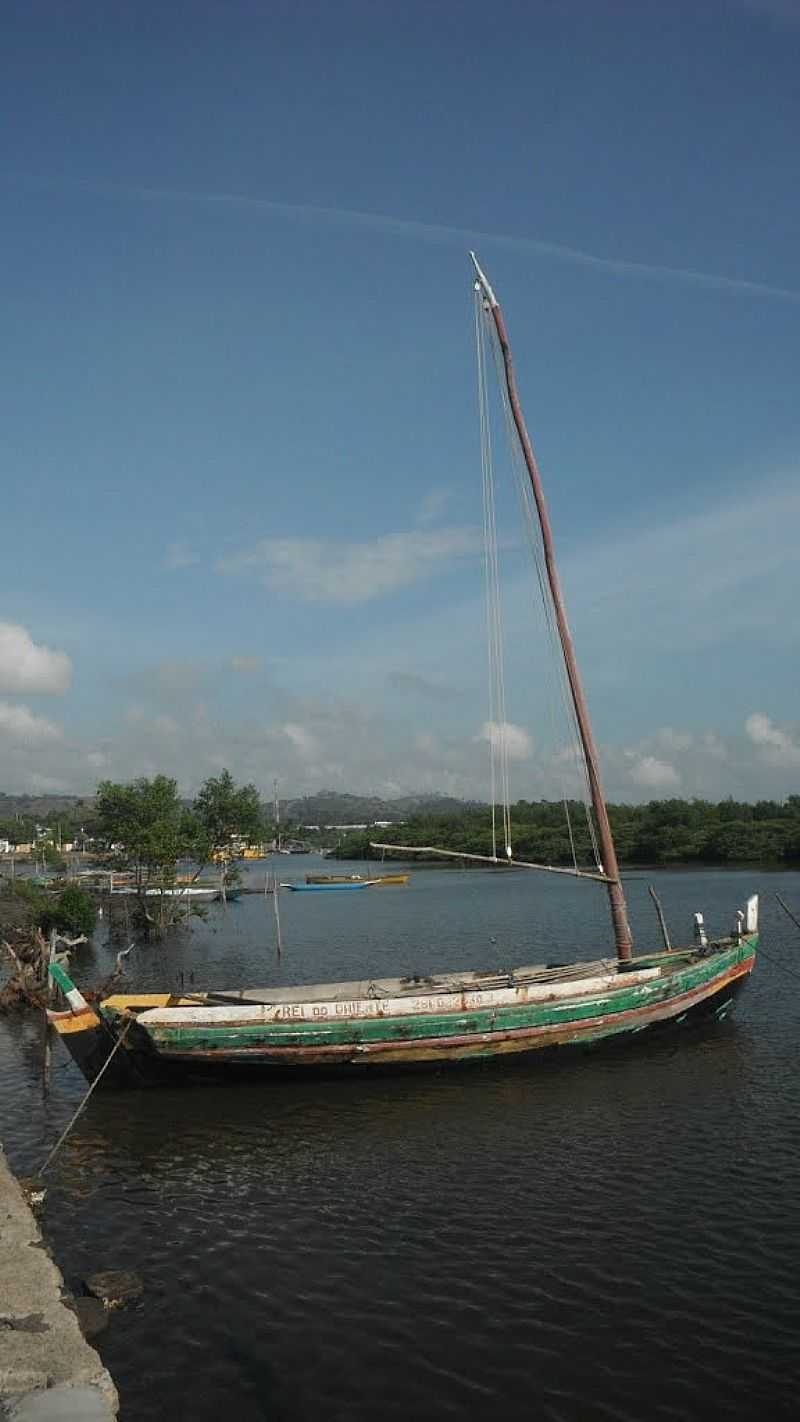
[47,254,758,1088]
[281,879,379,892]
[305,873,410,886]
[110,886,219,901]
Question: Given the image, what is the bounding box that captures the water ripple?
[2,867,800,1420]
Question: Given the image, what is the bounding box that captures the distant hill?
[0,788,480,827]
[0,792,93,820]
[282,791,480,825]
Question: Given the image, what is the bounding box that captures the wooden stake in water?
[272,872,283,960]
[648,885,672,951]
[41,930,56,1095]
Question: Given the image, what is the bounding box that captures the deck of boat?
[169,948,705,1008]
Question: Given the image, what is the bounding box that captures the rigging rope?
[475,287,512,858]
[479,299,602,874]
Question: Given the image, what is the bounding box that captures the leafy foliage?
[95,775,193,876]
[191,770,262,862]
[38,885,97,938]
[93,776,196,936]
[335,796,800,866]
[0,881,97,938]
[1,880,48,919]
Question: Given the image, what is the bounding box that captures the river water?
[1,861,799,1421]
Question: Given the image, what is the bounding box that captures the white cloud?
[163,541,199,571]
[216,527,483,605]
[0,685,793,805]
[231,655,261,674]
[0,623,71,694]
[745,712,800,767]
[628,754,681,789]
[476,720,533,761]
[0,702,62,745]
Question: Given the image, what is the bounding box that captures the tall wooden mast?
[471,253,633,961]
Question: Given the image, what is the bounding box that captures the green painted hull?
[86,936,756,1084]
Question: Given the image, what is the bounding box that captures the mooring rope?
[776,893,800,933]
[39,1017,133,1176]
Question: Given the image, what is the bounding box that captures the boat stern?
[47,964,143,1088]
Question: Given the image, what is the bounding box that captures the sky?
[1,0,799,805]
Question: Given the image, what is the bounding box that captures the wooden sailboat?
[46,255,758,1088]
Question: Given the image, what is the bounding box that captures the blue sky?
[1,0,798,802]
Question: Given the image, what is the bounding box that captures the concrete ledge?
[0,1146,117,1417]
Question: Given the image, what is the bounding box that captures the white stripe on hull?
[137,966,660,1029]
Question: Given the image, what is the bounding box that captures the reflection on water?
[2,866,800,1421]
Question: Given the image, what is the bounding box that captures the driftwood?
[1,931,48,1011]
[0,973,48,1013]
[0,927,87,1013]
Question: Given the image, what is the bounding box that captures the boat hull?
[45,1006,152,1088]
[305,874,409,886]
[48,937,756,1088]
[282,881,374,892]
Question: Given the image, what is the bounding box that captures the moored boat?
[46,253,758,1088]
[110,885,219,901]
[48,909,758,1085]
[281,879,378,892]
[305,873,410,886]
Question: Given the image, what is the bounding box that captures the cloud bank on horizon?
[1,475,798,803]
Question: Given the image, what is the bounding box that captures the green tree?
[330,795,800,867]
[95,775,196,936]
[96,775,191,871]
[38,886,97,938]
[191,770,263,900]
[41,842,67,872]
[0,816,36,846]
